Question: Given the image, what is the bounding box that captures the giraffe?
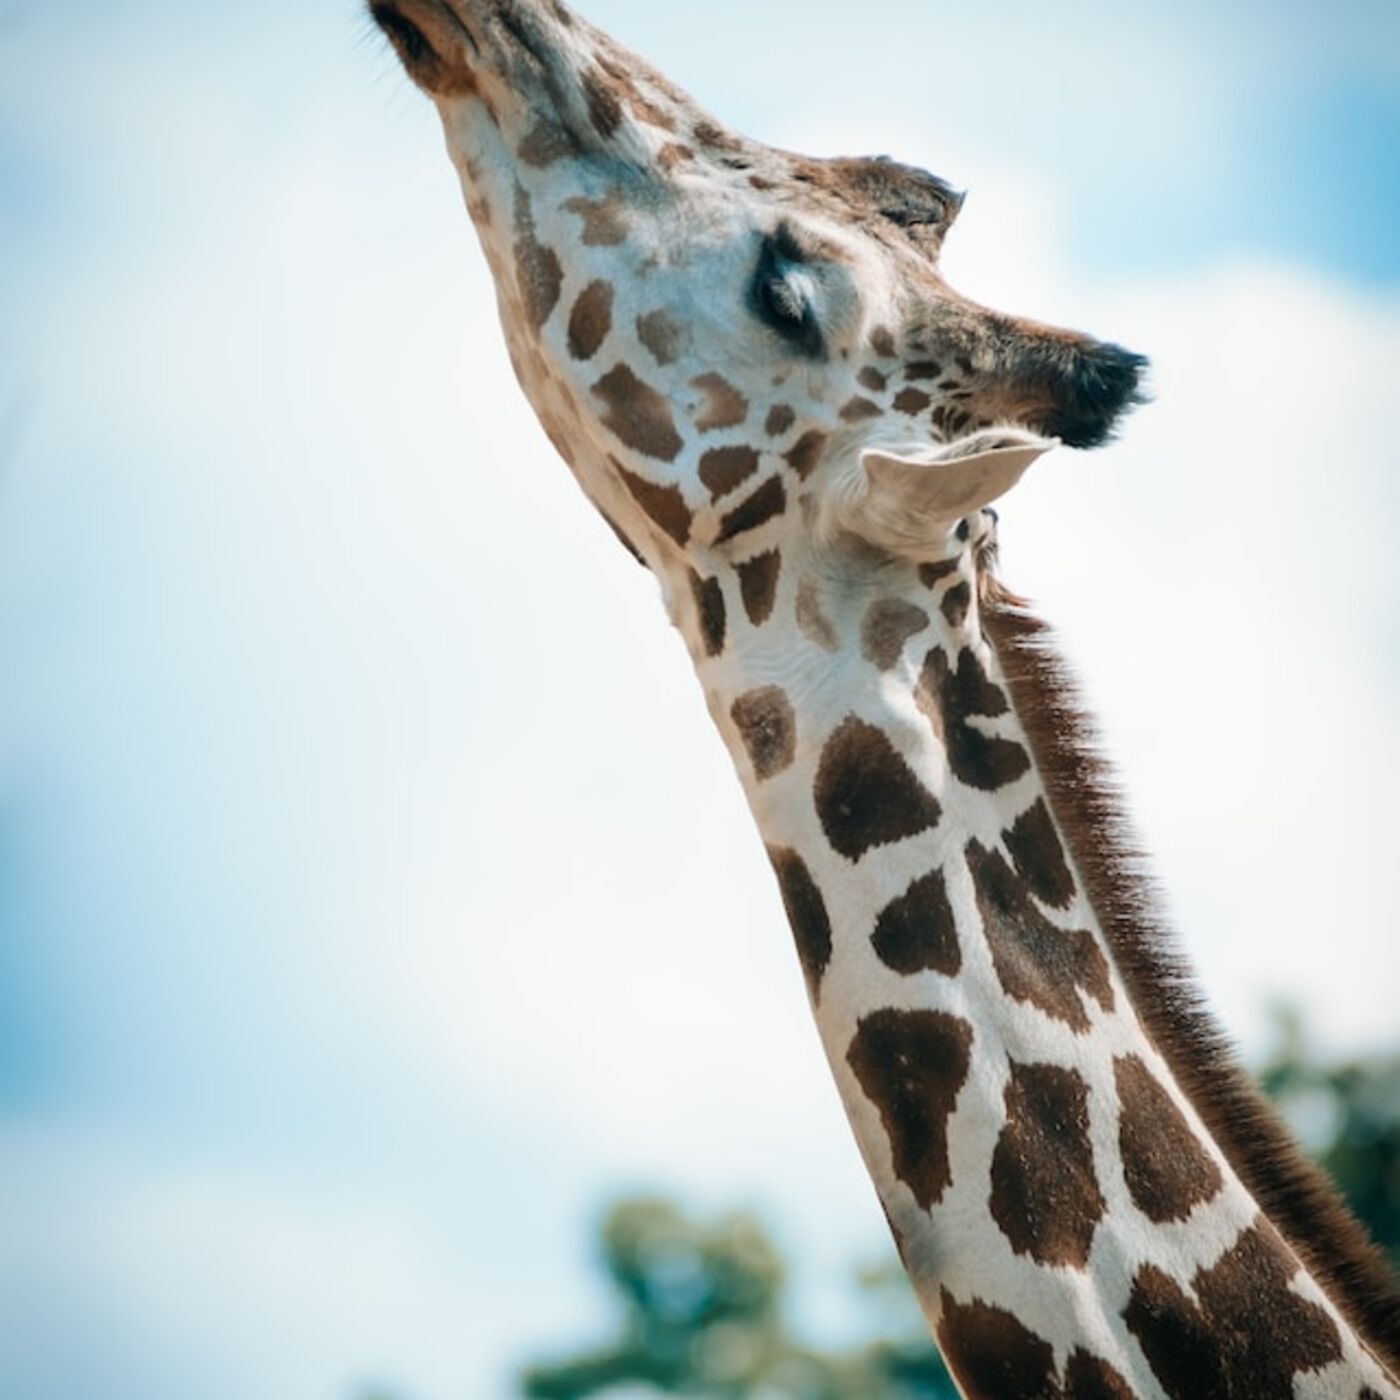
[367,2,1400,1395]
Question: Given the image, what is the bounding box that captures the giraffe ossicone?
[369,2,1400,1396]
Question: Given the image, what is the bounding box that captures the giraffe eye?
[749,231,825,359]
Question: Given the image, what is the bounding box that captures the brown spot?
[749,174,775,190]
[636,309,685,366]
[1124,1222,1342,1400]
[796,579,839,652]
[512,188,563,330]
[562,191,629,246]
[847,1011,972,1210]
[1115,1055,1223,1222]
[861,598,930,671]
[938,1288,1134,1399]
[869,326,898,358]
[1002,798,1076,910]
[592,364,684,461]
[688,569,726,657]
[624,87,677,132]
[593,53,677,131]
[840,395,882,422]
[690,372,749,432]
[784,429,829,480]
[893,387,932,415]
[872,870,960,976]
[815,717,942,861]
[614,460,691,547]
[738,551,781,626]
[699,445,760,500]
[918,558,961,588]
[765,404,796,437]
[917,647,1032,792]
[940,580,972,630]
[733,687,797,782]
[857,366,888,393]
[990,1060,1105,1268]
[768,847,832,1002]
[1064,1353,1135,1400]
[905,360,943,381]
[567,279,613,361]
[518,117,579,167]
[657,142,695,170]
[718,476,786,543]
[692,119,741,150]
[966,841,1114,1032]
[580,68,623,138]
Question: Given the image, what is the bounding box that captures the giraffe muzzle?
[1039,338,1150,449]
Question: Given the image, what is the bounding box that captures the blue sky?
[1,2,1398,1398]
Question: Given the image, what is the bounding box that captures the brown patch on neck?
[731,686,797,782]
[981,577,1400,1372]
[1115,1054,1223,1222]
[688,569,726,657]
[737,550,781,626]
[916,647,1031,792]
[937,1288,1134,1400]
[1001,798,1077,910]
[871,869,960,976]
[861,598,930,671]
[848,1010,973,1210]
[814,717,942,861]
[768,847,832,1003]
[512,188,563,330]
[966,840,1114,1032]
[1124,1220,1342,1399]
[989,1060,1105,1268]
[918,558,961,588]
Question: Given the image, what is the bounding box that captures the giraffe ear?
[842,429,1057,554]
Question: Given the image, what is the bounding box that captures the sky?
[0,1,1398,1398]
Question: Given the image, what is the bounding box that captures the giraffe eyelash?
[748,229,825,360]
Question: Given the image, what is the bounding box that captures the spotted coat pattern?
[371,2,1400,1395]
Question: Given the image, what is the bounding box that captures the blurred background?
[1,0,1397,1396]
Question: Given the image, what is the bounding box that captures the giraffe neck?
[681,535,1399,1399]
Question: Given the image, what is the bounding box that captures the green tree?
[519,1196,954,1399]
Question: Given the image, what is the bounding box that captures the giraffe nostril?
[1042,340,1150,449]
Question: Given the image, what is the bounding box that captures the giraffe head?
[372,0,1145,618]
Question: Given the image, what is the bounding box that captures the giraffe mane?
[979,569,1400,1376]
